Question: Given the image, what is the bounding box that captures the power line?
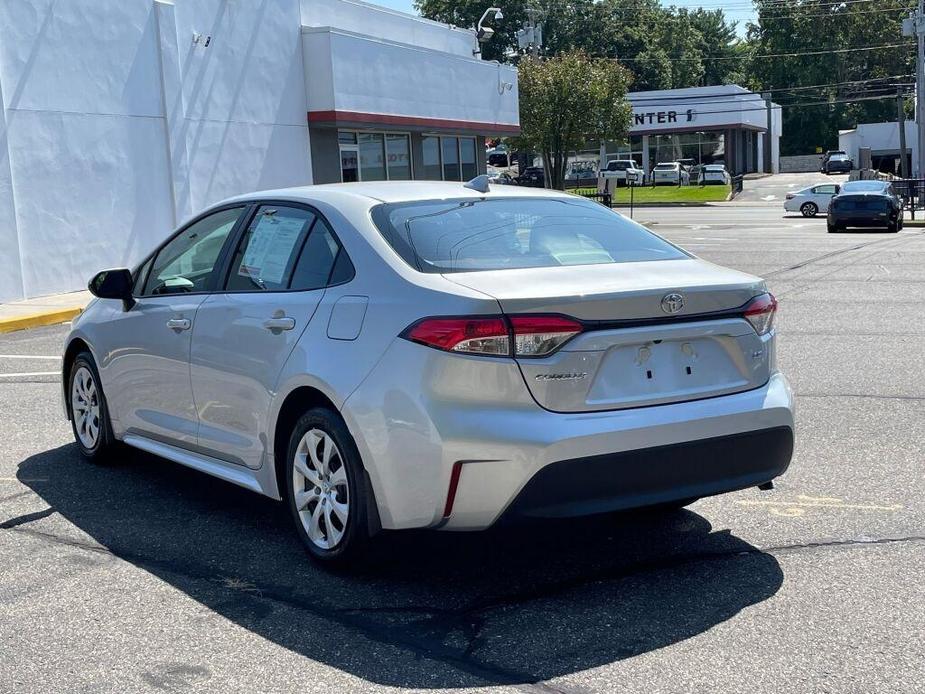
[618,41,914,61]
[643,92,905,118]
[626,75,915,103]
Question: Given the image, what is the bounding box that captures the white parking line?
[0,355,61,360]
[0,372,60,378]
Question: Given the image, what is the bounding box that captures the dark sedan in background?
[827,181,903,233]
[823,153,853,175]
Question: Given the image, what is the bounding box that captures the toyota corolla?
[63,180,794,564]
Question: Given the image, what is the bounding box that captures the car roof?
[217,181,575,207]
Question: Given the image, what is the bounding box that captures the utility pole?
[898,88,909,179]
[517,8,544,57]
[762,92,773,174]
[905,2,925,177]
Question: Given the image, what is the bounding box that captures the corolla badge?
[660,292,685,314]
[534,372,588,381]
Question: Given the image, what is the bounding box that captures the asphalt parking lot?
[1,202,924,693]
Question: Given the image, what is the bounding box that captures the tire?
[285,407,372,565]
[800,202,818,218]
[67,351,117,462]
[888,221,899,233]
[827,223,838,233]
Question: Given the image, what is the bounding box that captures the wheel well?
[272,386,338,499]
[62,338,91,418]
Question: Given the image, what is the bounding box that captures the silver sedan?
[63,180,794,565]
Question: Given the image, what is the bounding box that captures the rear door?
[812,184,838,211]
[190,204,351,469]
[103,206,246,446]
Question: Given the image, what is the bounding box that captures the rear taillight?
[743,293,777,335]
[405,317,509,356]
[403,315,583,357]
[508,315,583,356]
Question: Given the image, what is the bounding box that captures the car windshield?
[841,181,887,192]
[704,165,725,171]
[610,162,632,170]
[372,197,688,274]
[830,154,849,161]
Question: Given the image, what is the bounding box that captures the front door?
[190,204,348,469]
[103,206,246,447]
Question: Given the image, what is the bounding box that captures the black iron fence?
[731,174,744,198]
[890,179,925,218]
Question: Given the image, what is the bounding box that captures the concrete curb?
[0,307,83,334]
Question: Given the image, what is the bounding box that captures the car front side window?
[143,207,244,296]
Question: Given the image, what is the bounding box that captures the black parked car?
[516,166,545,187]
[823,153,853,174]
[820,150,846,171]
[827,182,903,233]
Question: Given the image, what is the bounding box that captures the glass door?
[340,145,359,183]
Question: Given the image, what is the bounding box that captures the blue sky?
[365,0,755,37]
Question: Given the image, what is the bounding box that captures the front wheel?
[285,408,372,565]
[888,221,899,233]
[68,352,117,462]
[800,202,818,217]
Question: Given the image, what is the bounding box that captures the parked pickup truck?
[598,159,645,191]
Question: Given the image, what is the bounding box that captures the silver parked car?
[64,181,794,564]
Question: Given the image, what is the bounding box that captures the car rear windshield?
[833,196,890,211]
[371,197,689,274]
[841,181,886,193]
[654,163,676,170]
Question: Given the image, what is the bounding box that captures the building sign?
[633,109,697,126]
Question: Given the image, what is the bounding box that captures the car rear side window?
[372,197,688,274]
[224,206,353,292]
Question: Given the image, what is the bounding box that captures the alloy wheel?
[292,429,349,550]
[71,365,101,449]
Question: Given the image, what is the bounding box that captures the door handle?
[263,316,296,333]
[166,318,191,331]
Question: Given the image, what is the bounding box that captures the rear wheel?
[888,221,899,233]
[68,352,117,462]
[827,223,839,233]
[285,408,371,565]
[800,202,818,217]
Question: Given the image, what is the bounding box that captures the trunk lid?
[444,259,772,412]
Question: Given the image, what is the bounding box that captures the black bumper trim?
[505,427,794,520]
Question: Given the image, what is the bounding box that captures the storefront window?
[386,134,411,180]
[651,132,725,166]
[442,137,460,181]
[423,136,441,180]
[460,138,477,180]
[359,133,386,181]
[338,131,357,145]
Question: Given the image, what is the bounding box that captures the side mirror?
[88,268,135,310]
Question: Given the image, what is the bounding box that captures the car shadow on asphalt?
[16,444,783,688]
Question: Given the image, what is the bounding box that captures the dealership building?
[602,85,782,175]
[0,0,519,302]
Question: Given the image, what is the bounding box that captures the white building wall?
[301,0,474,57]
[302,28,519,128]
[0,0,312,302]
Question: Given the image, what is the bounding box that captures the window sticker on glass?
[238,214,308,286]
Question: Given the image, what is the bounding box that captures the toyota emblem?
[660,292,684,314]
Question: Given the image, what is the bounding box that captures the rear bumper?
[828,213,894,227]
[504,427,792,520]
[343,337,795,532]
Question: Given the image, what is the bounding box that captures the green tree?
[744,0,914,155]
[514,50,633,189]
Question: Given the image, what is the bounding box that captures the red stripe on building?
[307,110,520,135]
